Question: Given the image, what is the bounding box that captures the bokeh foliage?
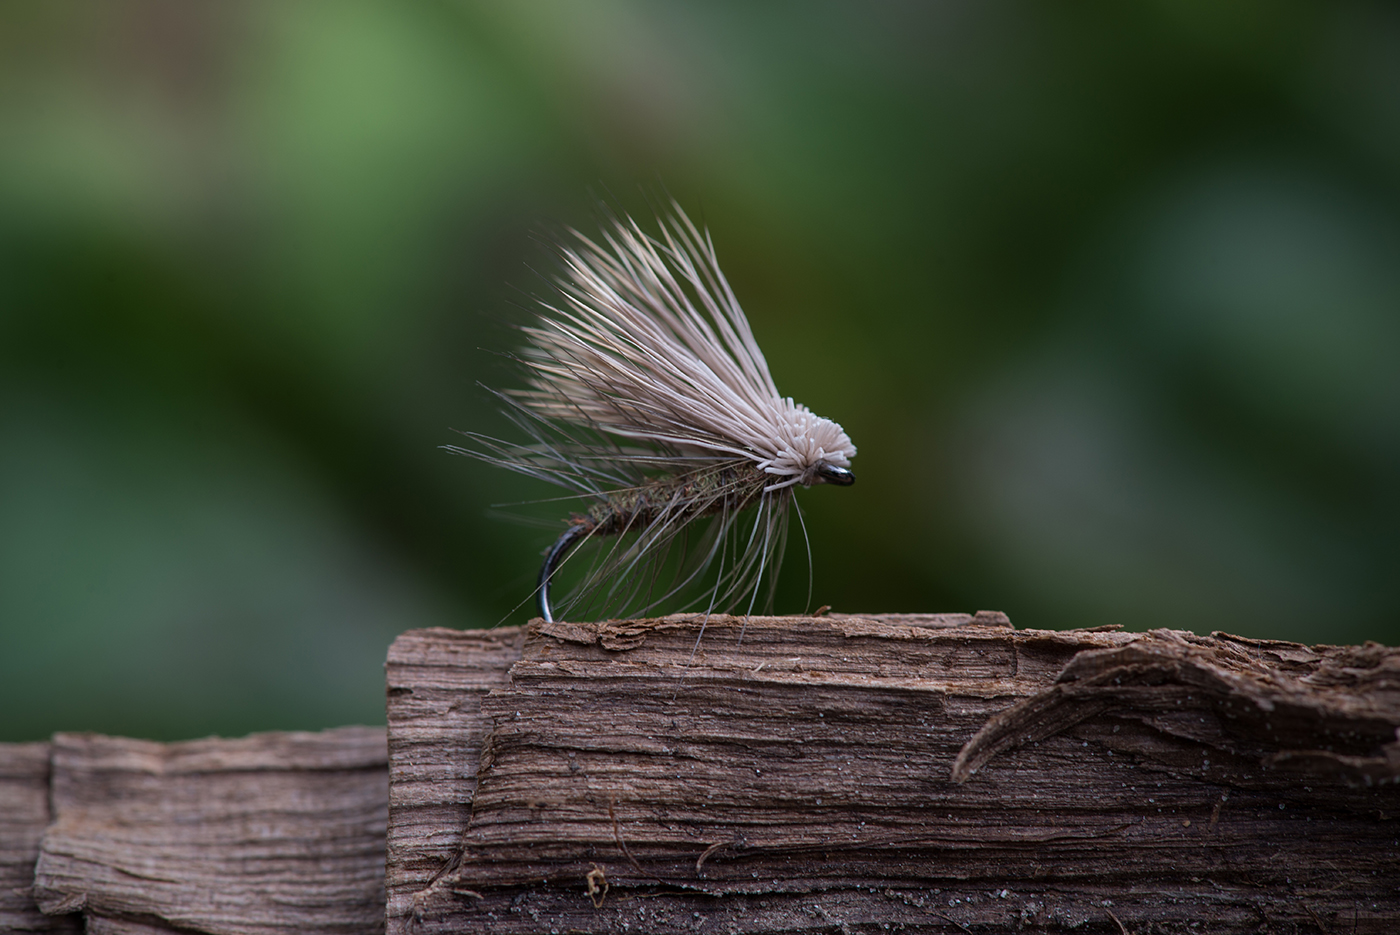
[3,1,1398,741]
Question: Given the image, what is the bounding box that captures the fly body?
[584,461,767,536]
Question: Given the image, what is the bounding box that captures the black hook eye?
[817,463,855,486]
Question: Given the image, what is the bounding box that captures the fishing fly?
[451,204,856,623]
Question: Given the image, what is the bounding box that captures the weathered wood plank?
[387,613,1400,934]
[33,726,389,935]
[0,743,80,934]
[383,626,525,934]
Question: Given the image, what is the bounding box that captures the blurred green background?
[3,1,1398,742]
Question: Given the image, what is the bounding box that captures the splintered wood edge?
[524,614,1137,685]
[952,630,1400,783]
[531,610,1014,646]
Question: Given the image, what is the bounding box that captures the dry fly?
[449,205,856,623]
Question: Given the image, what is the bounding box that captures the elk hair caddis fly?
[447,203,856,629]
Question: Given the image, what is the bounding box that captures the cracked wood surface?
[31,727,389,935]
[386,614,1400,934]
[0,743,79,933]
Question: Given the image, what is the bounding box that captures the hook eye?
[816,463,855,486]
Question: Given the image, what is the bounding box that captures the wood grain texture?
[387,613,1400,934]
[32,726,389,935]
[0,743,80,933]
[383,626,525,933]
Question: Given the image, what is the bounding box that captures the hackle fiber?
[452,204,856,621]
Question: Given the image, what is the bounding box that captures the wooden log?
[32,727,389,935]
[0,743,80,933]
[385,613,1400,934]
